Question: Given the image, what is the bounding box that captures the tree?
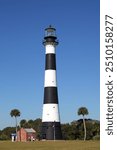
[0,127,16,140]
[20,119,27,128]
[10,109,21,140]
[28,119,34,128]
[78,107,89,141]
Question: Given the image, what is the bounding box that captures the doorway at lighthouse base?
[41,122,62,140]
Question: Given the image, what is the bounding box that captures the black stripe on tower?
[44,87,58,104]
[41,122,62,140]
[45,54,56,70]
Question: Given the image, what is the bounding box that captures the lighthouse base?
[41,122,62,140]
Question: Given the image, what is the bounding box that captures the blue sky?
[0,0,99,130]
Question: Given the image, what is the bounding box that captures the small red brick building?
[17,128,36,142]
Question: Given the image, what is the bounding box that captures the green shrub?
[0,134,9,140]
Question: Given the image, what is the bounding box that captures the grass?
[0,140,100,150]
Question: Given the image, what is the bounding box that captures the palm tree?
[10,109,21,140]
[77,107,89,141]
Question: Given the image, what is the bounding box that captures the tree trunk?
[15,117,18,141]
[83,115,86,141]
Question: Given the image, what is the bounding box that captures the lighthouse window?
[47,31,54,36]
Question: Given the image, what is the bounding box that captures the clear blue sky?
[0,0,99,130]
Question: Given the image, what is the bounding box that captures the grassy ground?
[0,140,100,150]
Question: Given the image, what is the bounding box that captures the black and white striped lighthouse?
[41,26,62,140]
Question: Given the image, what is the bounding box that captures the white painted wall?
[45,44,55,54]
[44,70,57,87]
[42,104,60,122]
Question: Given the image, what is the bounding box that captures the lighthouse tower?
[41,26,62,140]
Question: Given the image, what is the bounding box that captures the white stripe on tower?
[42,104,60,122]
[44,70,57,87]
[45,44,55,54]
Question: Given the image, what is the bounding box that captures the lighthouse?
[41,26,62,140]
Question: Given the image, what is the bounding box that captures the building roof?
[24,128,36,133]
